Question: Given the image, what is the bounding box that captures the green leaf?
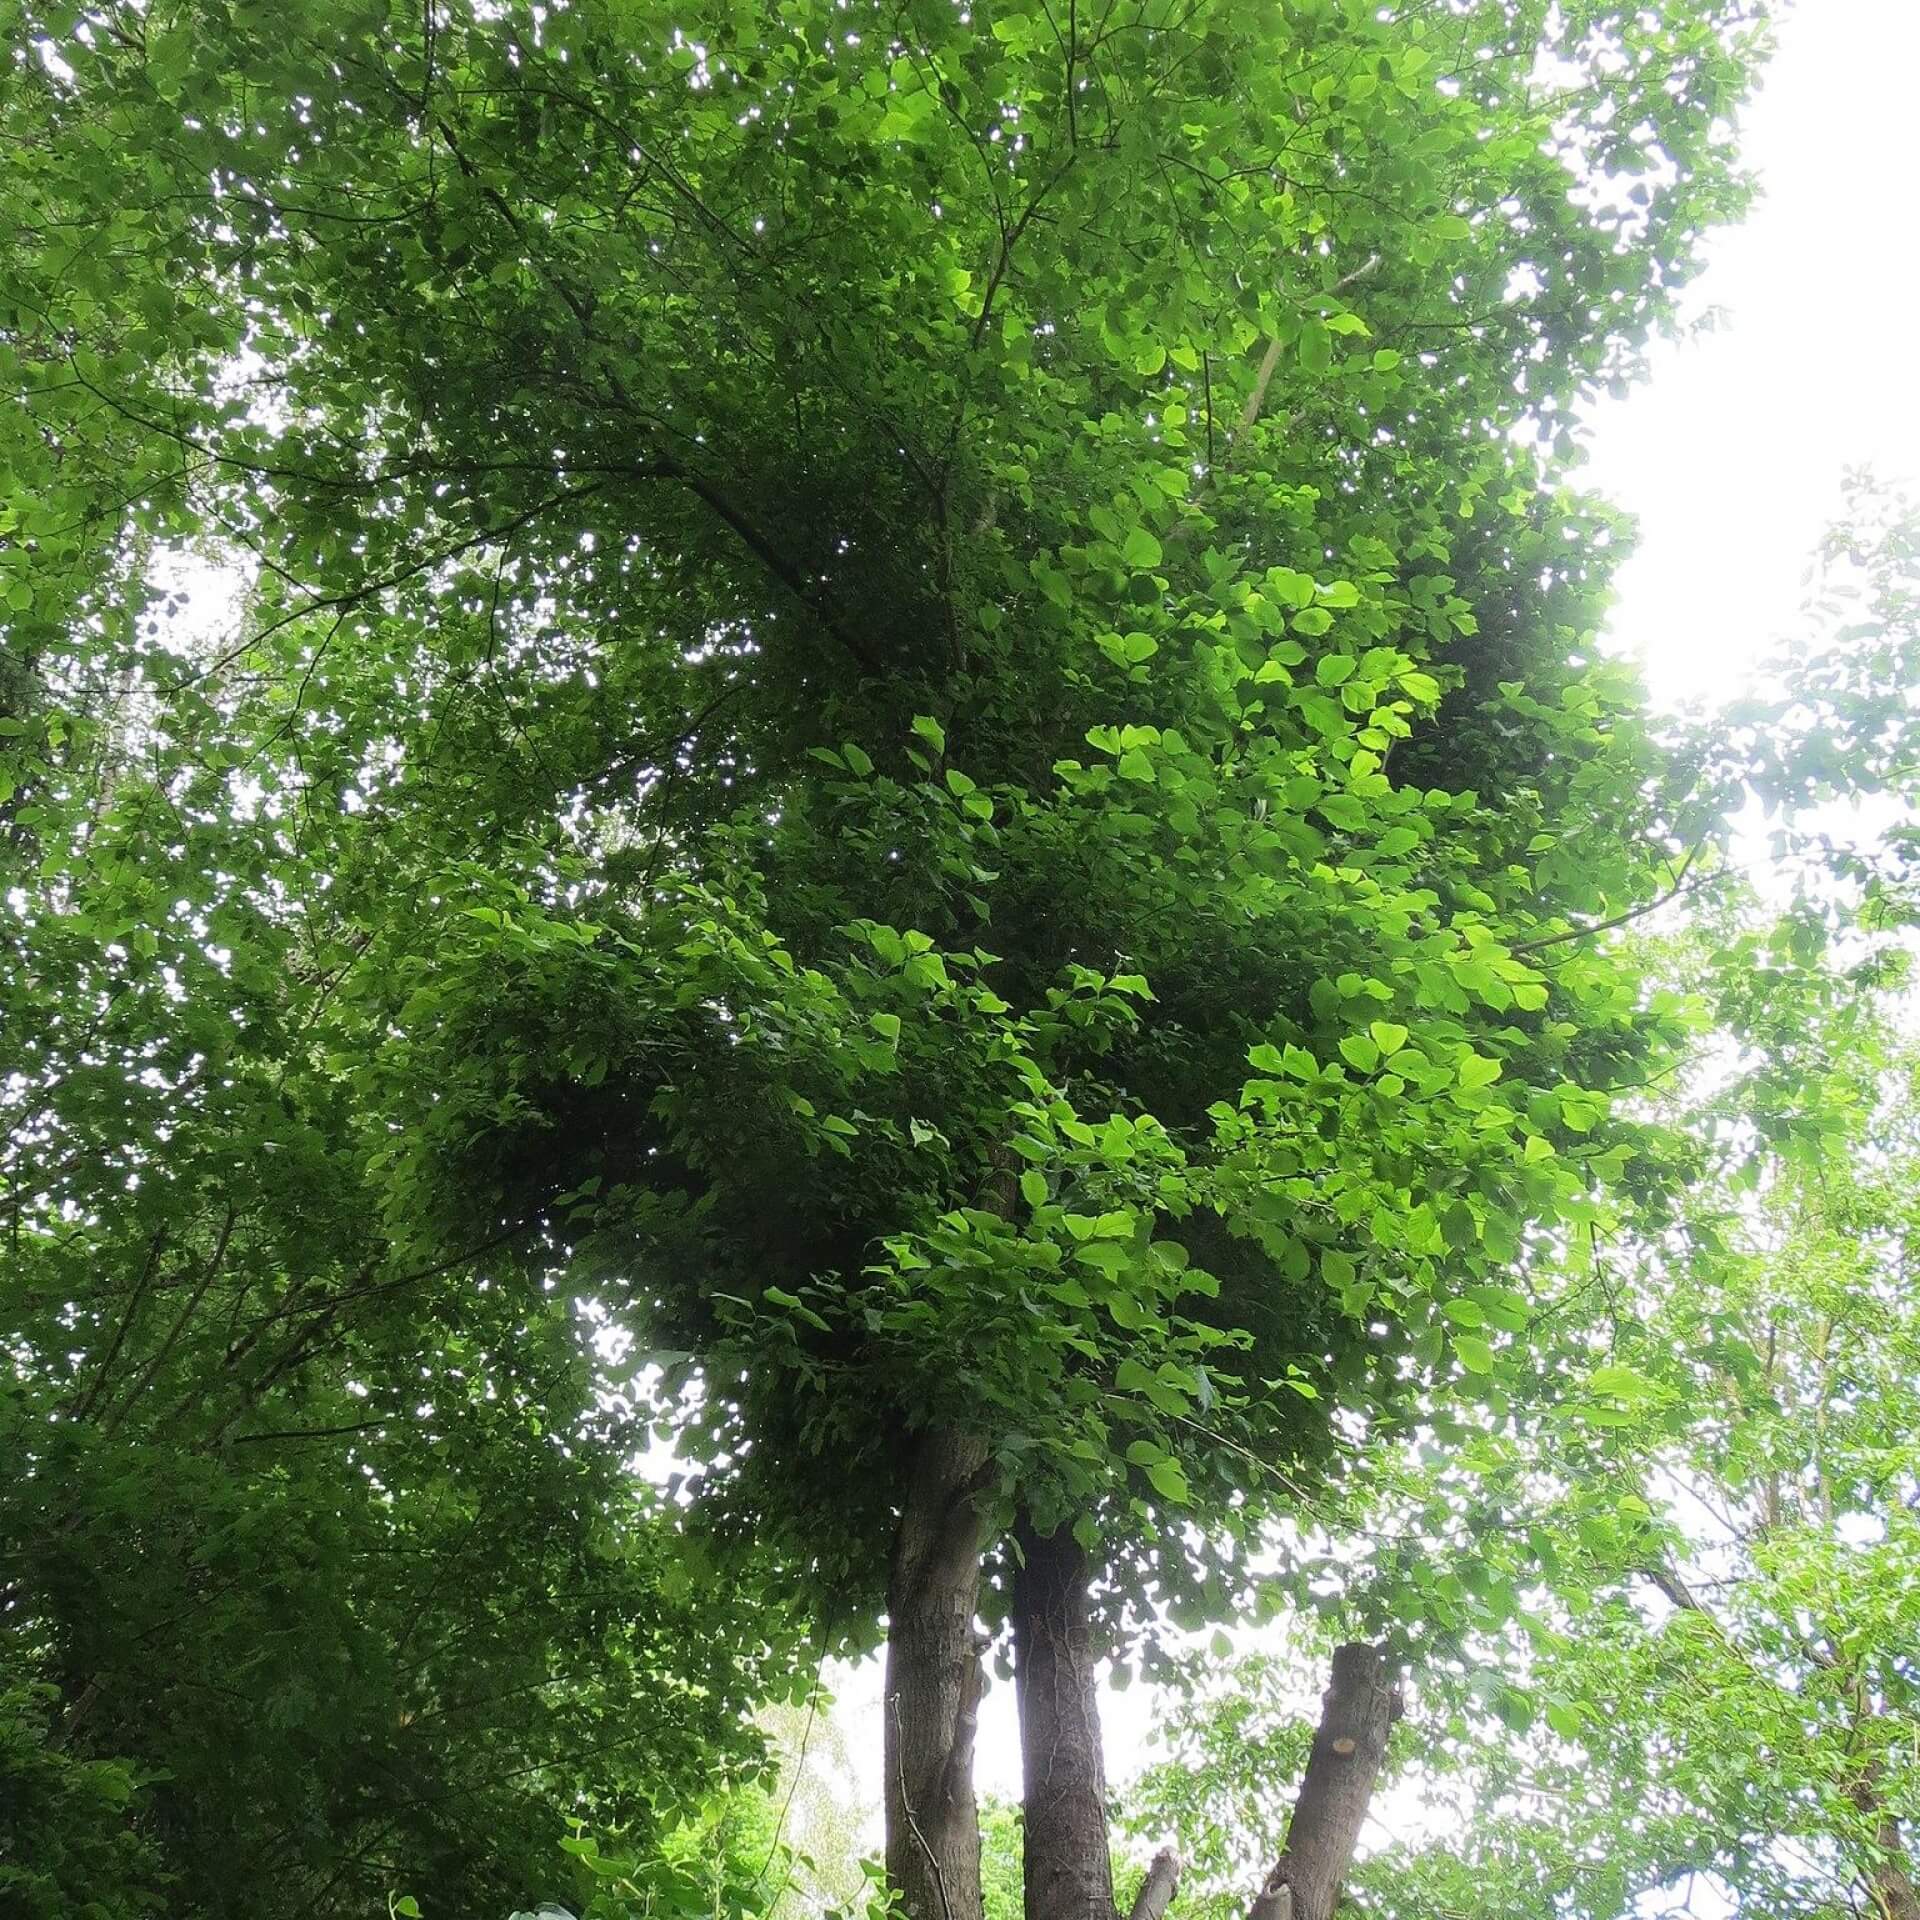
[1587,1363,1655,1402]
[1339,1033,1381,1074]
[1544,1700,1582,1741]
[904,951,951,990]
[1454,1334,1495,1374]
[1145,1458,1191,1504]
[1123,528,1164,570]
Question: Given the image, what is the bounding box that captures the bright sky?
[819,0,1920,1841]
[1583,0,1920,709]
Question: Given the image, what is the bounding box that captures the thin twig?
[1510,837,1708,955]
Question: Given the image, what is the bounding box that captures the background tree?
[1123,911,1920,1920]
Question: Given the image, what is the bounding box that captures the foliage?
[0,1685,166,1920]
[1121,921,1920,1920]
[0,0,1781,1652]
[1122,1650,1321,1918]
[31,0,1920,1914]
[495,1738,889,1920]
[980,1799,1026,1920]
[0,1307,798,1914]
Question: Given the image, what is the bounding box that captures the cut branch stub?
[1125,1847,1183,1920]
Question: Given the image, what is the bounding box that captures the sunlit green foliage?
[1122,915,1920,1920]
[21,2,1920,1917]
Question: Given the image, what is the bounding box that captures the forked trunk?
[884,1427,991,1920]
[1012,1511,1116,1920]
[1246,1643,1400,1920]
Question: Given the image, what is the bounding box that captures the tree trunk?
[1848,1762,1920,1920]
[1864,1819,1920,1920]
[884,1427,991,1920]
[1013,1510,1116,1920]
[1246,1644,1399,1920]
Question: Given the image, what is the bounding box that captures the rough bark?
[1013,1511,1116,1920]
[1864,1822,1920,1920]
[1246,1644,1400,1920]
[885,1426,991,1920]
[1849,1762,1920,1920]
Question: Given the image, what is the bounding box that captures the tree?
[0,0,1801,1914]
[1375,999,1920,1920]
[0,974,801,1920]
[1124,914,1920,1920]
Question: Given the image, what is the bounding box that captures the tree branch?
[1167,253,1380,551]
[226,1419,392,1445]
[1127,1847,1183,1920]
[1246,1644,1399,1920]
[1510,837,1708,955]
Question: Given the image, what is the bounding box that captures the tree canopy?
[10,2,1920,1918]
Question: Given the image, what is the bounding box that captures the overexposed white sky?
[821,0,1920,1836]
[1584,0,1920,706]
